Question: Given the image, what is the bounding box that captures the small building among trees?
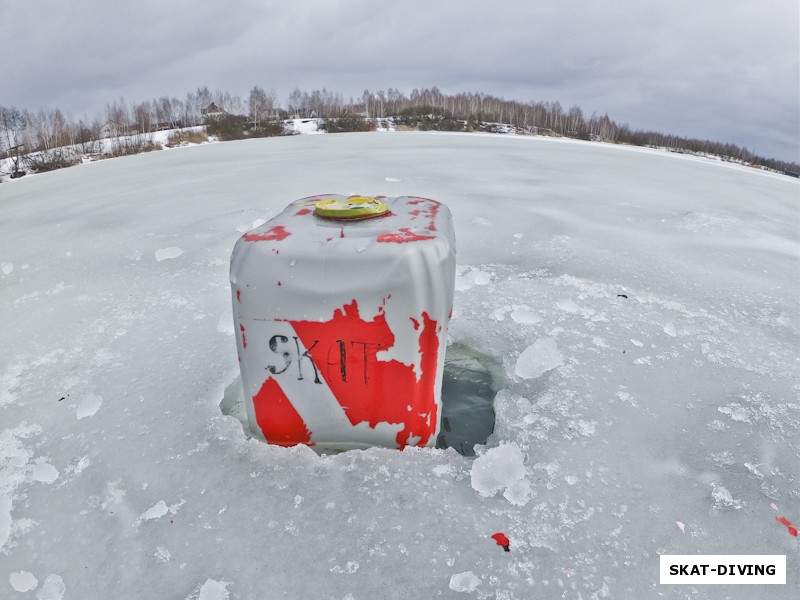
[201,102,225,120]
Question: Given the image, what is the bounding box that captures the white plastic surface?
[230,195,456,450]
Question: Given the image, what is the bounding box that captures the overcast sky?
[2,0,798,162]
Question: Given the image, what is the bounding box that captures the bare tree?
[196,87,213,110]
[287,87,310,118]
[248,86,269,128]
[225,93,246,117]
[0,106,28,177]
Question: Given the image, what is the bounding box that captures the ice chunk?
[470,444,526,497]
[449,571,481,593]
[76,394,103,419]
[510,306,542,325]
[515,337,563,379]
[1,262,12,275]
[135,499,184,526]
[138,500,169,522]
[10,571,38,592]
[503,477,532,506]
[192,579,229,600]
[557,298,579,313]
[663,322,677,337]
[154,246,184,261]
[32,462,59,484]
[36,574,65,600]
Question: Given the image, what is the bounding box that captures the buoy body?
[230,195,456,451]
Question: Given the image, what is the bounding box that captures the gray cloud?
[2,0,797,161]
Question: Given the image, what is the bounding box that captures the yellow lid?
[314,196,389,220]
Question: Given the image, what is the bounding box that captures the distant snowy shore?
[1,120,791,185]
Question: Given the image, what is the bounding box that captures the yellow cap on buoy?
[314,196,389,220]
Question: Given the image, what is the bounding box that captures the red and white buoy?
[230,194,456,451]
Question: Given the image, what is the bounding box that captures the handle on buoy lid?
[314,196,389,220]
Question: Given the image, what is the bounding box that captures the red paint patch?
[240,323,247,348]
[243,225,291,242]
[776,516,798,537]
[252,377,312,446]
[236,289,241,302]
[290,300,439,448]
[404,199,440,231]
[377,228,436,244]
[410,317,420,330]
[294,208,312,216]
[340,227,345,238]
[422,201,440,231]
[491,532,511,552]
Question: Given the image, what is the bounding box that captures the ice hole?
[436,343,500,456]
[219,342,499,456]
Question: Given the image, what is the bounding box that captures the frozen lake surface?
[1,132,798,599]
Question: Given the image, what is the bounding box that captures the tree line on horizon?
[1,85,797,179]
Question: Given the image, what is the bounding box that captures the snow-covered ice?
[1,132,798,599]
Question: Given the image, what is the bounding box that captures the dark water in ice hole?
[219,342,499,456]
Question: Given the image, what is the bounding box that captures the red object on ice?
[776,516,798,537]
[491,532,511,552]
